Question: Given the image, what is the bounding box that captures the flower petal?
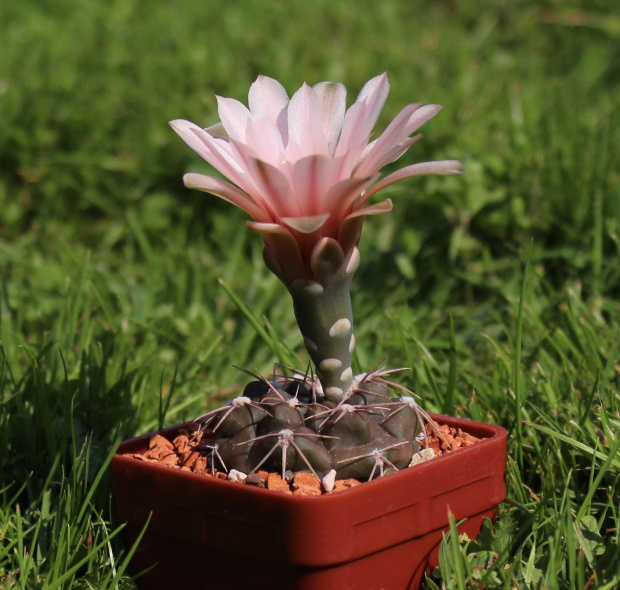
[170,119,246,186]
[313,81,347,156]
[355,72,390,134]
[216,96,250,142]
[367,134,422,171]
[185,125,259,196]
[245,157,297,218]
[344,198,394,220]
[360,160,465,205]
[334,101,369,174]
[334,74,391,171]
[281,213,330,234]
[338,199,393,258]
[247,221,308,281]
[276,106,289,148]
[356,103,428,176]
[290,154,336,217]
[183,173,268,221]
[322,174,379,234]
[310,237,345,282]
[287,83,329,160]
[248,75,289,121]
[169,119,213,160]
[245,115,286,167]
[404,104,444,135]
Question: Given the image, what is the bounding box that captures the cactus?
[171,74,463,483]
[194,371,433,482]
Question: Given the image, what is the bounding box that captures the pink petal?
[186,125,257,195]
[169,119,214,161]
[357,73,390,103]
[366,134,422,171]
[281,213,330,234]
[245,157,297,218]
[286,83,329,160]
[355,103,424,176]
[334,74,391,169]
[183,173,268,221]
[313,81,347,156]
[248,75,289,121]
[333,101,370,174]
[355,72,390,134]
[404,104,444,135]
[338,199,393,258]
[216,96,250,142]
[360,159,465,205]
[170,120,247,188]
[225,138,285,213]
[245,115,286,167]
[290,154,336,217]
[247,221,308,281]
[345,198,394,220]
[276,106,289,148]
[358,137,377,161]
[322,175,379,234]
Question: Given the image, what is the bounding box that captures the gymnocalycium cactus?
[171,74,463,482]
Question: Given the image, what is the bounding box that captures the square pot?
[110,413,507,590]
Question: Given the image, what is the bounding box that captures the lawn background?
[1,0,619,587]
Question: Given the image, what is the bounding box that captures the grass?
[0,0,619,587]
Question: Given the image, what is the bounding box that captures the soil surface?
[122,421,481,496]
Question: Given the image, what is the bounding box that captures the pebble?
[292,472,321,496]
[267,473,292,494]
[245,473,266,488]
[321,469,337,492]
[408,448,435,467]
[228,469,247,483]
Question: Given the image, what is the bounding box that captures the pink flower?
[170,74,462,284]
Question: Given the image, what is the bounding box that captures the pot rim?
[112,412,507,501]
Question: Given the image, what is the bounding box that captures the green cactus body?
[331,435,415,480]
[320,407,374,449]
[289,277,355,402]
[196,376,424,483]
[267,238,361,403]
[382,404,419,441]
[248,426,333,478]
[257,401,304,434]
[214,401,263,437]
[303,402,332,433]
[216,425,258,474]
[348,380,391,406]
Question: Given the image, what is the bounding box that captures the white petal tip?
[182,173,196,188]
[182,173,210,189]
[246,221,282,233]
[443,161,465,174]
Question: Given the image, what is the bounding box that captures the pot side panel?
[111,415,507,588]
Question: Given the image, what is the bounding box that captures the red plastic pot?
[110,413,506,590]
